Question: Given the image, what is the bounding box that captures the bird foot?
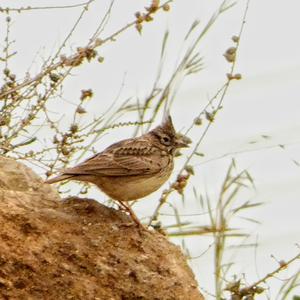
[116,200,148,231]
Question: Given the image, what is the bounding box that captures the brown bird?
[46,116,189,225]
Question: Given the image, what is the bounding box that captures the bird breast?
[93,161,174,201]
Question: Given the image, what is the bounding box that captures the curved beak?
[175,133,191,148]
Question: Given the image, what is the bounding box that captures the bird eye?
[160,135,171,146]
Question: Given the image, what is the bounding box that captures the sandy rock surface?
[0,157,204,300]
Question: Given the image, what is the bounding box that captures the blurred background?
[1,0,299,298]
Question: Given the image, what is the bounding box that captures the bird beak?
[175,133,191,148]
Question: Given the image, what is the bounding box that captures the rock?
[0,157,204,300]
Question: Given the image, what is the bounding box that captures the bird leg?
[116,200,144,228]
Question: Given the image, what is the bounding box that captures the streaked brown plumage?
[46,116,189,224]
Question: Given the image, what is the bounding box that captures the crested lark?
[46,116,189,225]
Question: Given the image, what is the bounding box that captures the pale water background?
[2,0,300,298]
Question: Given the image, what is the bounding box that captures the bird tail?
[45,174,74,184]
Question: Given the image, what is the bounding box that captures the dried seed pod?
[234,73,242,80]
[224,47,236,63]
[0,116,10,126]
[97,56,104,63]
[61,146,70,156]
[135,23,143,34]
[205,111,215,122]
[163,4,170,11]
[94,38,103,46]
[135,12,144,23]
[76,105,87,114]
[70,124,78,134]
[226,73,234,80]
[152,0,159,9]
[49,73,60,82]
[232,35,239,43]
[9,74,16,81]
[253,286,264,294]
[80,89,93,101]
[146,0,159,13]
[60,54,67,62]
[84,48,97,61]
[185,165,195,175]
[3,68,10,76]
[194,117,202,125]
[145,15,153,22]
[172,175,190,194]
[53,135,59,144]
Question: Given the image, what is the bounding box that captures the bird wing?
[61,140,169,177]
